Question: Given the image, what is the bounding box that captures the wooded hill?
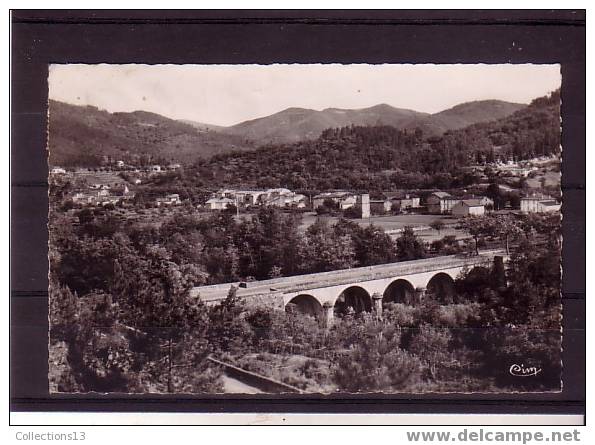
[192,90,560,191]
[48,100,256,167]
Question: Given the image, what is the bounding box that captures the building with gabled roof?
[451,199,486,217]
[427,191,460,214]
[205,197,234,210]
[520,196,561,213]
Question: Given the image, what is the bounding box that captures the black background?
[10,10,585,419]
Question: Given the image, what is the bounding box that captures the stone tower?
[357,194,370,219]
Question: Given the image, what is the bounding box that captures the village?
[49,155,561,251]
[50,155,560,217]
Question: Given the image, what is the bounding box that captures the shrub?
[245,308,274,345]
[333,343,422,392]
[383,303,417,327]
[435,303,482,328]
[330,317,422,392]
[408,324,453,380]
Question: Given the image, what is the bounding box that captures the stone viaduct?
[190,249,506,326]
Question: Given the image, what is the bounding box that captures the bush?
[408,324,453,380]
[435,303,482,328]
[333,344,422,392]
[343,206,361,219]
[245,308,274,345]
[329,316,422,392]
[383,303,417,327]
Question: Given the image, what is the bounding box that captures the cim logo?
[509,363,542,377]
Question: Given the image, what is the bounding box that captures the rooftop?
[460,199,485,207]
[206,197,234,203]
[313,191,354,199]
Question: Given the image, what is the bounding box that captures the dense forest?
[193,90,560,191]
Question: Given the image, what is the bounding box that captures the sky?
[49,64,561,127]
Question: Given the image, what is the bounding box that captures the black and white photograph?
[47,63,563,395]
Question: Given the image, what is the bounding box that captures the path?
[221,374,263,394]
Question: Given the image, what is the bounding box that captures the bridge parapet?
[274,252,499,296]
[191,249,506,306]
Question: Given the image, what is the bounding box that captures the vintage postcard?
[47,64,562,394]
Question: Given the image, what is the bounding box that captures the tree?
[245,308,274,346]
[333,219,397,266]
[207,286,253,354]
[486,182,503,210]
[235,206,304,279]
[520,213,561,248]
[395,226,426,261]
[315,198,340,215]
[461,216,496,256]
[430,219,445,234]
[493,215,523,255]
[303,219,356,272]
[49,281,78,342]
[501,241,561,325]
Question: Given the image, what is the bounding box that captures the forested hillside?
[194,90,560,191]
[48,100,255,167]
[403,100,526,136]
[435,90,561,164]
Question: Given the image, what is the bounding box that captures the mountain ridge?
[182,100,525,145]
[48,98,527,167]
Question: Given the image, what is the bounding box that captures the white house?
[451,199,486,217]
[312,191,357,210]
[370,199,392,214]
[156,194,182,206]
[235,190,267,206]
[205,197,234,210]
[520,197,561,213]
[266,193,307,208]
[391,194,421,211]
[72,192,94,205]
[426,192,460,214]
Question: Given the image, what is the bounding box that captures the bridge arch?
[334,286,372,316]
[426,272,456,304]
[285,294,323,318]
[383,279,416,306]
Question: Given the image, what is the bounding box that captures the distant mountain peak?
[279,107,315,113]
[367,103,395,110]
